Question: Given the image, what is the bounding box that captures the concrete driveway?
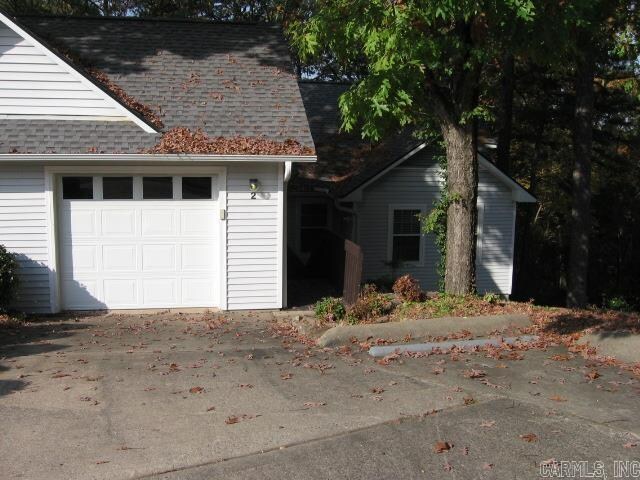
[1,311,638,479]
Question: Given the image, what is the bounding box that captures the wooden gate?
[343,239,363,306]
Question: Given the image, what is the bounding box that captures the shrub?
[347,284,394,323]
[605,296,632,312]
[392,275,422,302]
[314,297,346,322]
[0,245,19,311]
[482,292,500,305]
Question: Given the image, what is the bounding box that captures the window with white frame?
[389,207,423,263]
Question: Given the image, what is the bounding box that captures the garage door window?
[143,177,173,199]
[182,177,212,199]
[62,177,93,199]
[103,177,133,199]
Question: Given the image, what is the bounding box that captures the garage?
[58,172,223,310]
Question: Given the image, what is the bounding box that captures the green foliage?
[604,296,632,313]
[0,245,19,312]
[419,148,451,291]
[421,294,471,318]
[314,296,346,322]
[289,0,537,141]
[346,284,394,323]
[482,292,501,305]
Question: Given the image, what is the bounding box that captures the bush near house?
[314,296,346,322]
[392,275,423,303]
[346,284,395,324]
[0,244,19,312]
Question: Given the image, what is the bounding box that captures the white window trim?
[45,165,227,312]
[386,204,426,267]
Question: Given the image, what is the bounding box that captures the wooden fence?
[343,239,363,306]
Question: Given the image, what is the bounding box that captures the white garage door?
[59,175,220,310]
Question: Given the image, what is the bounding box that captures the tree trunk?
[567,54,595,308]
[442,121,478,295]
[496,52,515,173]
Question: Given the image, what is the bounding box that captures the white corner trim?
[276,163,285,309]
[0,11,156,133]
[44,169,60,313]
[217,167,228,310]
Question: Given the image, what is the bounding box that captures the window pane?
[393,209,420,235]
[103,177,133,199]
[301,203,328,228]
[62,177,93,200]
[182,177,211,199]
[393,236,420,262]
[143,177,173,199]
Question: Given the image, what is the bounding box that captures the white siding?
[357,153,516,294]
[0,23,128,119]
[226,163,282,309]
[0,165,51,312]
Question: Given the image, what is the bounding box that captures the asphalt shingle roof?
[0,16,313,154]
[294,81,423,197]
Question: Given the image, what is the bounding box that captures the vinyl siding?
[357,151,516,294]
[0,165,51,312]
[0,23,127,119]
[226,163,282,309]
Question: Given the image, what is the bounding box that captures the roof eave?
[0,153,317,163]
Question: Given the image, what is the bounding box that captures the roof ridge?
[17,14,277,27]
[298,79,353,86]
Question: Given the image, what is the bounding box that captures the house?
[0,13,316,313]
[289,82,536,297]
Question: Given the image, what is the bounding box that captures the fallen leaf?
[238,383,253,388]
[225,415,239,424]
[206,406,216,412]
[434,441,453,453]
[623,442,638,448]
[585,370,600,380]
[480,420,496,428]
[371,387,385,394]
[280,373,293,380]
[463,396,475,405]
[462,369,486,379]
[95,460,110,465]
[443,461,453,471]
[189,386,204,394]
[549,395,567,402]
[482,463,494,470]
[520,433,538,443]
[303,401,326,408]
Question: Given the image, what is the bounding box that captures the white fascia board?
[0,154,317,163]
[478,154,536,203]
[0,11,157,133]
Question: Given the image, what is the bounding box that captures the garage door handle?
[220,209,226,220]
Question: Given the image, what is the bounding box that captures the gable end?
[0,12,155,132]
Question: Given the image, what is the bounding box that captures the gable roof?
[293,81,420,193]
[296,81,535,203]
[0,14,314,155]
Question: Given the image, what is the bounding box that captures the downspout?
[283,162,292,308]
[315,186,358,242]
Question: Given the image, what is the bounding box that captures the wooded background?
[2,0,638,310]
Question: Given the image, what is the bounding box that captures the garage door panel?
[103,279,137,305]
[141,209,176,236]
[181,244,214,271]
[62,244,97,273]
[101,210,136,236]
[64,209,96,236]
[181,210,216,235]
[103,245,137,271]
[182,278,214,303]
[142,244,176,271]
[143,278,177,305]
[62,279,101,309]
